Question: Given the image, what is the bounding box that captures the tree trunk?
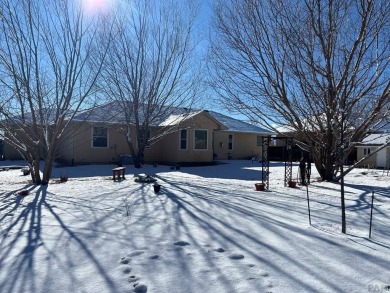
[311,145,336,181]
[31,146,42,185]
[124,132,142,169]
[133,147,145,169]
[41,152,54,185]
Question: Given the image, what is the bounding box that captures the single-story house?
[356,133,390,169]
[1,102,272,165]
[55,102,273,165]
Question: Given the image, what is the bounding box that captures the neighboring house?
[356,133,390,169]
[52,102,273,165]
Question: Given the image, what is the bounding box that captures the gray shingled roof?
[73,101,189,125]
[72,101,271,134]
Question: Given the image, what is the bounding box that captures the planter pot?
[288,181,297,188]
[153,184,161,193]
[18,190,29,196]
[255,183,265,191]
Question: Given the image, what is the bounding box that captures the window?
[228,134,233,150]
[92,127,108,148]
[363,148,371,156]
[194,129,208,150]
[180,129,187,150]
[256,136,262,146]
[271,135,276,146]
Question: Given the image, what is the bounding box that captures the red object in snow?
[18,190,29,196]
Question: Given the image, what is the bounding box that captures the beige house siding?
[57,122,131,164]
[213,131,265,160]
[58,111,221,164]
[143,112,219,164]
[356,146,390,168]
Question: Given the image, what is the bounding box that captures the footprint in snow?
[121,267,132,274]
[127,275,140,283]
[148,254,159,260]
[214,248,225,253]
[133,283,148,293]
[229,253,245,260]
[120,257,130,264]
[173,241,190,246]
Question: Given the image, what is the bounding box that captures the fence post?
[306,185,312,225]
[369,190,374,239]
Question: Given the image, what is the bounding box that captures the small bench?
[112,167,126,181]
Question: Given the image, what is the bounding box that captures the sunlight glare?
[81,0,116,14]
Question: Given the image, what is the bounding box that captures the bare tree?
[209,0,390,181]
[99,0,204,168]
[0,0,110,184]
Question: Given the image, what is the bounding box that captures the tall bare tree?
[100,0,203,168]
[0,0,110,184]
[209,0,390,181]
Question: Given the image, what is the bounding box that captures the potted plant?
[153,183,161,193]
[18,190,29,196]
[288,180,297,188]
[60,172,68,183]
[21,168,30,176]
[254,182,265,191]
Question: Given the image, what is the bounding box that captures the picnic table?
[112,167,126,181]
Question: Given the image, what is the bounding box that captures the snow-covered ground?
[0,160,389,293]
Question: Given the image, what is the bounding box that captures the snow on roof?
[359,133,390,146]
[158,111,202,127]
[207,110,272,134]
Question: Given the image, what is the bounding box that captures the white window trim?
[179,129,188,150]
[193,129,208,151]
[363,147,371,156]
[228,134,234,151]
[91,126,109,148]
